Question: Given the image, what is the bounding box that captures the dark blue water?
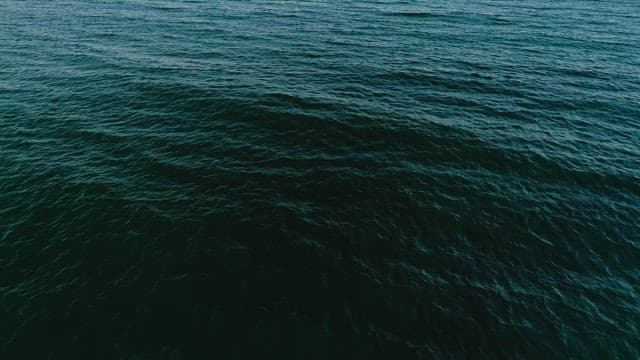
[2,1,640,358]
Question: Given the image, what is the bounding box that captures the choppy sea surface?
[2,0,639,358]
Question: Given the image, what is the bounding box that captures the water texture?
[1,0,639,358]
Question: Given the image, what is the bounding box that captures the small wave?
[382,11,448,19]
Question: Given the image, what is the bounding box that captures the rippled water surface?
[2,0,640,358]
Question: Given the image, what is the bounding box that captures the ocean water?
[1,0,639,358]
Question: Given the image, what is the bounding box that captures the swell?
[37,74,639,202]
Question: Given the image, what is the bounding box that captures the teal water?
[2,1,640,358]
